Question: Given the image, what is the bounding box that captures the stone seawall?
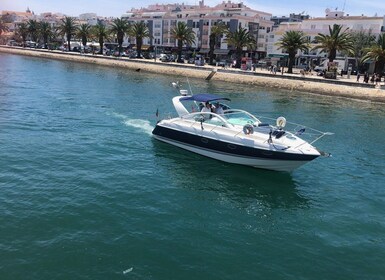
[1,46,385,103]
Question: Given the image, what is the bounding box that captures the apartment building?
[267,9,385,66]
[122,1,273,59]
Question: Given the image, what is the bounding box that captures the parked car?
[159,54,170,62]
[314,66,326,72]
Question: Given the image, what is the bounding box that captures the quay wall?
[1,46,385,103]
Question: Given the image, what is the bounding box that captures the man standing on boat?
[201,102,212,119]
[214,102,224,115]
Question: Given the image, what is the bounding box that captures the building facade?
[122,0,273,59]
[267,10,385,68]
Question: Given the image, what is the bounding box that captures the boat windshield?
[222,110,260,126]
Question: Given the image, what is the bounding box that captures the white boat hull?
[153,134,312,172]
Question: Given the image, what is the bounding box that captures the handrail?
[180,111,234,128]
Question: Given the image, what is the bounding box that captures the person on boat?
[214,102,224,115]
[201,101,212,119]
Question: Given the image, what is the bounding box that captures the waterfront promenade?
[1,45,385,103]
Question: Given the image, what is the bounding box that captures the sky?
[1,0,385,18]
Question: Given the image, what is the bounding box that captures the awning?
[133,45,151,50]
[199,49,210,54]
[180,94,231,102]
[214,49,230,55]
[268,53,288,58]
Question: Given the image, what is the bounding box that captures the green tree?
[57,16,78,51]
[362,34,385,75]
[349,30,376,72]
[0,17,9,36]
[16,22,29,47]
[110,18,130,56]
[39,21,53,48]
[27,19,39,43]
[76,23,92,49]
[171,22,195,63]
[225,27,256,68]
[312,24,354,63]
[129,21,151,58]
[208,22,228,65]
[92,22,110,54]
[276,30,309,74]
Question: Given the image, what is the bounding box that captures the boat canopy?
[180,94,231,103]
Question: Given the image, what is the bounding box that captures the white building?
[267,9,385,67]
[122,1,273,59]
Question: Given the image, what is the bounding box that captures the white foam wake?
[109,111,154,135]
[123,119,154,135]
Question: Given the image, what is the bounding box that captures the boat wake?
[109,111,153,135]
[123,119,153,135]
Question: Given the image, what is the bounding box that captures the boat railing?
[175,111,234,131]
[254,115,334,145]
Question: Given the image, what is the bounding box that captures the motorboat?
[152,84,332,172]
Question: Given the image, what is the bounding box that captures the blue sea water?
[0,53,384,279]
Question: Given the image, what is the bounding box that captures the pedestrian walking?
[375,74,381,86]
[356,72,361,82]
[370,74,375,83]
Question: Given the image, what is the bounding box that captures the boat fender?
[243,124,254,135]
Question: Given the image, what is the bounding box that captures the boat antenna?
[186,78,193,95]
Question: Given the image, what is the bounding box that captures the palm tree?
[171,22,195,63]
[16,22,29,47]
[92,22,110,54]
[362,34,385,75]
[110,18,130,56]
[276,30,309,74]
[39,21,53,48]
[350,30,376,72]
[57,16,78,51]
[0,17,9,36]
[27,19,39,43]
[225,27,256,68]
[76,23,92,50]
[312,24,354,63]
[208,22,228,65]
[129,21,151,58]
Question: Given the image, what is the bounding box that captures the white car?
[314,66,326,72]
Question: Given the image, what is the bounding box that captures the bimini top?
[180,93,231,103]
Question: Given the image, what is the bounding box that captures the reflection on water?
[152,140,309,210]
